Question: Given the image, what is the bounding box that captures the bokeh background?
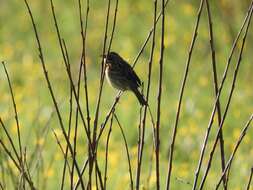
[0,0,253,189]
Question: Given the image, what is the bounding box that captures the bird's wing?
[121,59,141,87]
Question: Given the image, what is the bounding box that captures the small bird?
[104,52,147,105]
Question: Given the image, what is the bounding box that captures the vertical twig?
[135,0,157,188]
[198,4,253,189]
[103,112,114,190]
[78,0,91,133]
[24,0,85,188]
[92,0,119,187]
[95,160,104,190]
[1,62,23,170]
[60,39,73,190]
[92,0,112,146]
[205,1,227,189]
[77,0,92,187]
[73,158,89,190]
[49,0,91,145]
[191,1,253,189]
[166,1,205,189]
[89,0,113,187]
[155,0,165,189]
[245,168,253,190]
[114,113,134,190]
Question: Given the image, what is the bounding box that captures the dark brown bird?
[104,52,147,105]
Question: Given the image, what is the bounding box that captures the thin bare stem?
[191,1,253,189]
[95,160,104,190]
[114,113,134,190]
[60,39,73,190]
[132,0,170,68]
[215,114,253,189]
[205,1,227,189]
[135,0,157,188]
[52,129,71,174]
[166,0,205,189]
[245,168,253,190]
[103,112,113,190]
[1,62,23,168]
[89,0,115,187]
[24,0,85,188]
[198,4,253,189]
[77,0,92,187]
[0,118,20,164]
[155,0,165,189]
[49,0,92,147]
[92,0,112,146]
[0,138,36,189]
[73,158,89,190]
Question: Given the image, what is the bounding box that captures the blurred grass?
[0,0,253,189]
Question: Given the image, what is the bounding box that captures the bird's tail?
[132,88,147,106]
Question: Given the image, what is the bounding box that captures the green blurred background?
[0,0,253,189]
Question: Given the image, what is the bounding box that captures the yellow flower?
[54,151,62,161]
[164,35,176,48]
[149,171,156,186]
[109,151,119,167]
[131,145,138,155]
[233,110,241,119]
[195,110,204,119]
[3,43,14,59]
[11,121,22,135]
[242,135,250,145]
[36,137,45,146]
[199,76,209,87]
[188,120,198,135]
[44,168,54,178]
[182,3,195,16]
[233,128,241,140]
[175,163,189,178]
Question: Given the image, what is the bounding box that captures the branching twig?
[0,137,36,189]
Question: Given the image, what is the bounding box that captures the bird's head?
[102,52,121,67]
